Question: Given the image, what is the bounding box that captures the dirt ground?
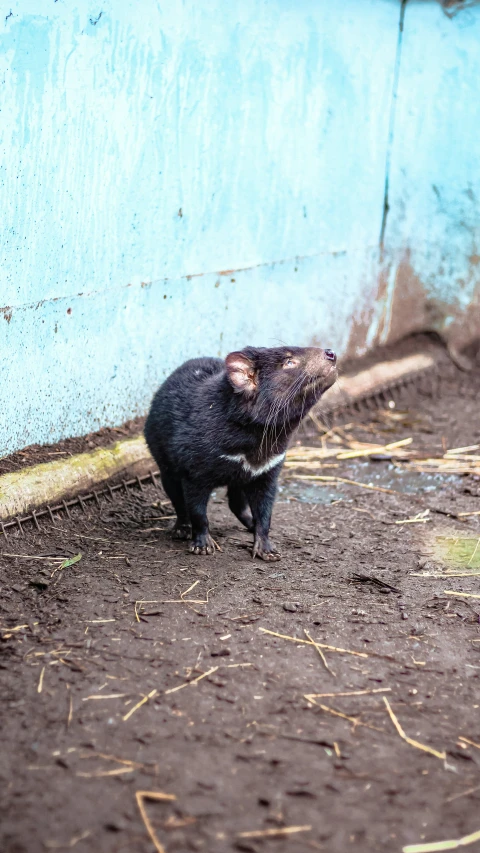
[1,365,480,853]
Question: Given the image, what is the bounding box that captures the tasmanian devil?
[144,345,337,561]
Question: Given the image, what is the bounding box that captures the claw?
[189,533,216,556]
[252,536,281,562]
[172,523,192,541]
[260,550,281,562]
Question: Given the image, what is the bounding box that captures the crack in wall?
[379,0,408,251]
[0,247,360,316]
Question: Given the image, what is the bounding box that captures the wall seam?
[379,0,408,251]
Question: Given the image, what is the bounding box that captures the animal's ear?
[225,352,257,395]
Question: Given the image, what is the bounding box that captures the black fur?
[144,345,337,560]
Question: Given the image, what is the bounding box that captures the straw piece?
[77,767,133,777]
[395,510,430,526]
[443,591,480,600]
[44,830,91,849]
[304,629,336,677]
[123,689,157,722]
[82,693,127,701]
[403,828,480,852]
[165,666,218,695]
[458,736,480,750]
[337,437,412,460]
[383,698,445,760]
[288,474,398,495]
[306,688,391,699]
[238,826,312,839]
[306,699,384,732]
[38,666,45,694]
[412,572,480,578]
[135,790,177,853]
[67,690,73,728]
[84,619,116,624]
[259,627,369,658]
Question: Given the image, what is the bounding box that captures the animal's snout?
[324,349,336,363]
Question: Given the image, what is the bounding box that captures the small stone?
[29,578,49,590]
[105,820,126,832]
[283,602,299,612]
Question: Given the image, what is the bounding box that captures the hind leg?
[227,485,254,532]
[159,467,191,540]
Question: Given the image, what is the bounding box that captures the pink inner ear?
[225,352,256,392]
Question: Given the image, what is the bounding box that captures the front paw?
[172,522,192,540]
[252,535,281,562]
[189,532,216,556]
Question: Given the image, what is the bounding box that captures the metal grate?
[0,469,161,538]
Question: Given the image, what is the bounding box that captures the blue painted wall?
[1,1,479,455]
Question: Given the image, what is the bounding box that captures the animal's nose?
[324,349,337,363]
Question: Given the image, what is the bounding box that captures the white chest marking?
[220,452,286,477]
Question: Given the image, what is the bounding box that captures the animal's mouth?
[303,365,337,394]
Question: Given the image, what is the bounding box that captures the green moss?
[433,535,480,570]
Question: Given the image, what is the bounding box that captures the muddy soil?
[1,367,480,853]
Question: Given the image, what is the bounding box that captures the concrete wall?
[1,0,479,456]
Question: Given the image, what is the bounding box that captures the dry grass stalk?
[259,627,369,658]
[135,790,177,853]
[305,697,384,732]
[403,827,480,852]
[304,629,336,676]
[336,437,412,460]
[67,688,73,727]
[412,572,480,578]
[306,688,391,699]
[237,826,312,838]
[288,474,398,495]
[123,688,157,722]
[44,829,91,849]
[82,693,127,701]
[446,445,480,454]
[443,591,480,600]
[84,619,115,623]
[383,697,445,760]
[164,666,219,695]
[37,666,45,694]
[135,581,212,621]
[446,785,480,803]
[395,510,430,526]
[80,752,144,768]
[458,736,480,750]
[285,436,480,478]
[77,767,133,777]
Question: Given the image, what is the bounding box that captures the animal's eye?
[283,358,297,369]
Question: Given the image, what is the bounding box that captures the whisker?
[271,374,306,451]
